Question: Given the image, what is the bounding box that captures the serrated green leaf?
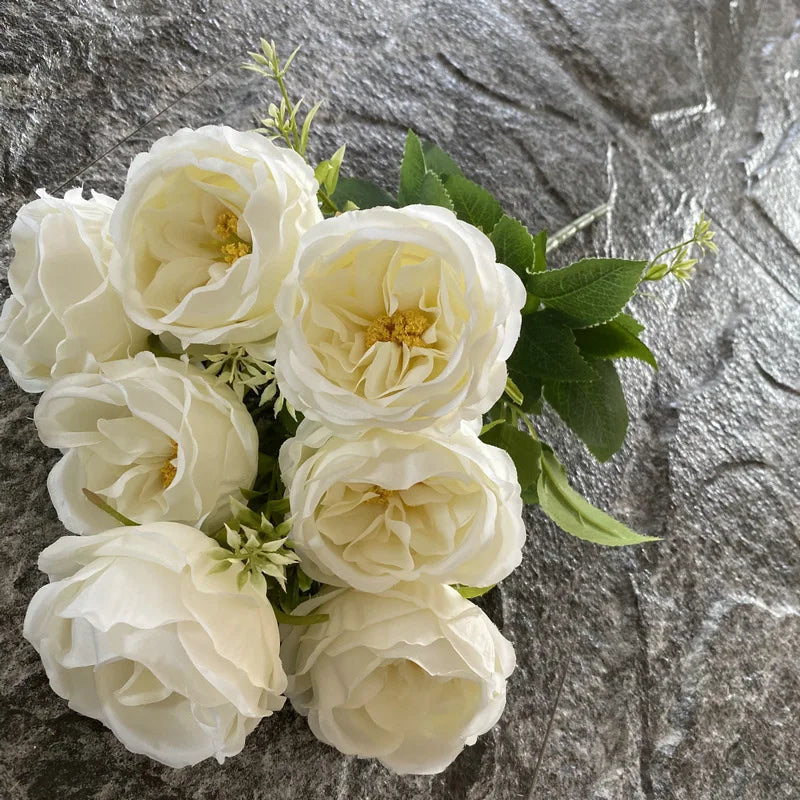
[442,174,503,233]
[573,313,657,369]
[453,584,495,599]
[480,422,541,492]
[236,569,249,590]
[508,310,598,389]
[491,215,534,280]
[537,448,658,546]
[544,360,629,462]
[611,312,644,335]
[398,130,427,206]
[331,177,397,210]
[417,171,454,210]
[527,258,646,327]
[207,560,232,575]
[421,140,464,178]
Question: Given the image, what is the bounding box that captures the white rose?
[0,188,147,392]
[274,205,526,432]
[279,419,525,592]
[34,351,258,534]
[24,522,286,767]
[282,583,515,775]
[109,125,322,351]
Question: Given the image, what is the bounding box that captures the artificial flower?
[24,522,286,767]
[279,419,525,592]
[34,351,258,534]
[109,125,322,352]
[0,189,147,392]
[274,205,526,431]
[281,582,515,774]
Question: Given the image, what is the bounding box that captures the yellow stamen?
[366,487,396,504]
[215,210,252,264]
[215,210,239,239]
[220,241,252,264]
[160,441,178,489]
[365,309,431,349]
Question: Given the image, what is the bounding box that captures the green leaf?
[532,230,547,273]
[273,607,329,625]
[417,171,454,211]
[453,584,495,599]
[240,487,267,501]
[314,144,346,196]
[574,313,657,369]
[523,232,547,314]
[397,130,427,206]
[515,376,543,414]
[442,174,503,233]
[490,215,534,280]
[537,448,658,545]
[480,422,542,492]
[508,310,597,388]
[82,489,139,526]
[296,567,313,592]
[521,485,539,505]
[299,101,322,156]
[331,177,397,210]
[421,140,464,179]
[527,258,647,327]
[544,360,629,462]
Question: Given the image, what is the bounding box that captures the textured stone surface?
[1,0,799,797]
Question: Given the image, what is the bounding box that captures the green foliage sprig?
[353,128,717,546]
[245,39,343,215]
[643,212,718,282]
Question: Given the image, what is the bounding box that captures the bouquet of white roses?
[1,41,715,775]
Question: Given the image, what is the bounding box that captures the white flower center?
[356,658,482,737]
[314,478,481,574]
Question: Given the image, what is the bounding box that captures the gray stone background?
[1,0,799,797]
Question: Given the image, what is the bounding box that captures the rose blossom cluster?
[1,125,527,774]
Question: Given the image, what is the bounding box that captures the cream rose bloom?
[0,189,147,392]
[34,352,258,534]
[274,205,526,432]
[109,125,322,351]
[24,522,286,767]
[282,583,515,775]
[279,419,525,592]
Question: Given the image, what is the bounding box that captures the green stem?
[82,489,139,526]
[504,377,524,406]
[508,405,539,440]
[318,190,339,215]
[273,70,301,151]
[643,236,697,280]
[272,607,329,625]
[547,202,610,253]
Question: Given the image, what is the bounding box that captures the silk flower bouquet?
[0,41,716,775]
